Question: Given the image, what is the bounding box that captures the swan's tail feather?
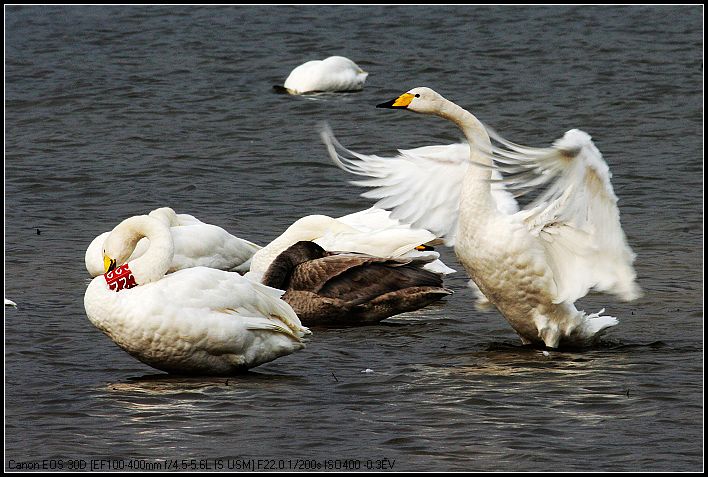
[539,307,619,348]
[579,308,618,338]
[562,308,618,348]
[241,315,310,341]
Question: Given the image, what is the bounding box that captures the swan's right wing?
[322,126,468,246]
[483,128,641,303]
[314,227,435,258]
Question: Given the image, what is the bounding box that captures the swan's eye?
[415,94,420,98]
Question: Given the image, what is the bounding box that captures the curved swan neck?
[261,241,326,289]
[148,207,179,226]
[116,216,174,284]
[434,97,496,218]
[438,100,492,170]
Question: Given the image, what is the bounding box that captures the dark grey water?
[5,5,703,472]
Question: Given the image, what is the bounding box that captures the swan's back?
[85,266,309,374]
[283,56,368,94]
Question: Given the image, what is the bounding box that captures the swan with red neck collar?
[84,215,309,375]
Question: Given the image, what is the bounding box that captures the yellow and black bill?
[103,254,117,273]
[377,92,415,109]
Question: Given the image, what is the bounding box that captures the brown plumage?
[261,241,452,326]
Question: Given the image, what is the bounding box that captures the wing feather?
[483,127,641,303]
[322,125,518,246]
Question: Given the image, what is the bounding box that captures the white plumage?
[282,56,368,95]
[322,132,520,246]
[323,86,641,348]
[85,207,261,277]
[246,208,455,282]
[84,215,309,375]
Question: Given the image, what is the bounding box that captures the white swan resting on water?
[322,87,641,348]
[85,207,261,277]
[280,56,368,95]
[84,215,309,375]
[246,207,455,282]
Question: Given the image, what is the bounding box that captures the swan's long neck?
[121,216,174,284]
[437,100,496,224]
[148,207,179,226]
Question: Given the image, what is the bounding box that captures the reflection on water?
[105,371,305,395]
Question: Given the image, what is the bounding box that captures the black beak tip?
[376,99,398,109]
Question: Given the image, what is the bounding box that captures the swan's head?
[102,224,136,273]
[261,241,329,290]
[376,87,446,115]
[101,215,172,273]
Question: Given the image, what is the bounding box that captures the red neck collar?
[104,263,138,292]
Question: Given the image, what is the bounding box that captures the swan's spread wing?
[485,128,641,303]
[322,128,467,246]
[323,127,519,246]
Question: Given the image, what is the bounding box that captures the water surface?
[5,5,703,472]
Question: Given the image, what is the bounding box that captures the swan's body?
[85,207,261,277]
[84,215,308,375]
[262,241,452,326]
[5,298,17,307]
[323,87,641,348]
[246,209,455,282]
[281,56,368,95]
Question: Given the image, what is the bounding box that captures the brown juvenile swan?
[261,241,452,326]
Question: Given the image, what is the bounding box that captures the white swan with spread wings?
[323,87,640,348]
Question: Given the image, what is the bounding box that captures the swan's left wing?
[322,126,469,246]
[322,126,518,246]
[484,128,641,304]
